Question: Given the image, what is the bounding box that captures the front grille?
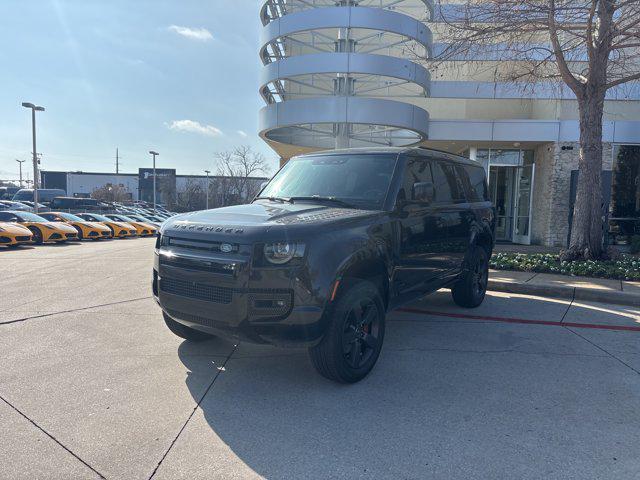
[162,236,239,254]
[65,233,76,238]
[17,236,31,241]
[50,233,62,239]
[101,232,110,236]
[160,256,233,275]
[88,231,98,237]
[160,277,233,304]
[0,237,9,244]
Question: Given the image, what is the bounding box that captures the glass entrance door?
[489,166,516,241]
[481,149,535,245]
[512,164,535,245]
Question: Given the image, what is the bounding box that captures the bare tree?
[433,0,640,259]
[176,178,206,212]
[92,183,132,203]
[214,146,270,206]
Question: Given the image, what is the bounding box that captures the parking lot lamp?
[15,159,25,187]
[149,150,159,212]
[204,170,211,210]
[21,102,45,213]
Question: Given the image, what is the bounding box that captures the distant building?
[40,170,268,208]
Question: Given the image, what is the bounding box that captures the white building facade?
[258,0,640,246]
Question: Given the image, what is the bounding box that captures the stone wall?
[531,141,613,247]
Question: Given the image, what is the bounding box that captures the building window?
[609,145,640,243]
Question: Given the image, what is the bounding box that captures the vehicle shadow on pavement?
[173,291,640,479]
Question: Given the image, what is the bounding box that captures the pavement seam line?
[147,343,239,480]
[564,327,640,376]
[559,288,576,324]
[0,394,106,480]
[0,296,152,326]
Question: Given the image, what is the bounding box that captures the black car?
[154,147,496,383]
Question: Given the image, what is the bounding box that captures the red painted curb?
[396,307,640,332]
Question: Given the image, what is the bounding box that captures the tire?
[30,228,43,245]
[74,226,84,240]
[451,245,489,308]
[163,312,215,342]
[308,280,386,383]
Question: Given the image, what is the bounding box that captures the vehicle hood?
[162,201,379,240]
[81,221,110,231]
[0,222,32,235]
[38,222,77,233]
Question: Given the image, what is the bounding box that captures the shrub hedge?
[490,253,640,281]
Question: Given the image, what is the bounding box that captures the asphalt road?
[1,238,640,480]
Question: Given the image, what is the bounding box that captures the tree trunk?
[566,89,606,259]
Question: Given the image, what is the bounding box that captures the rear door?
[429,159,468,275]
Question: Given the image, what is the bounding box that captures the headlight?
[263,242,305,265]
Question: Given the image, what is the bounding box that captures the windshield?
[58,213,85,222]
[87,214,111,222]
[12,191,32,201]
[258,154,397,209]
[16,212,49,222]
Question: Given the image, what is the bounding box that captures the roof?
[293,146,479,166]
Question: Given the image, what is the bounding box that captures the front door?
[489,166,516,241]
[512,164,535,245]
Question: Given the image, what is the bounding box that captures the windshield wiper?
[255,196,293,204]
[287,196,357,209]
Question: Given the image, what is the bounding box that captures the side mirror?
[412,182,434,204]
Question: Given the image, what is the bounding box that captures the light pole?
[15,159,25,187]
[21,102,45,213]
[204,170,211,210]
[149,150,159,212]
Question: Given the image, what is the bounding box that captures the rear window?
[431,161,465,204]
[455,165,489,202]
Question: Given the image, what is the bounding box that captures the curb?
[488,280,640,308]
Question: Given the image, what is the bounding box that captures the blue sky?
[0,0,276,181]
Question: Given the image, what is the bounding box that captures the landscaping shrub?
[490,252,640,281]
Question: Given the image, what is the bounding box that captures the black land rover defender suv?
[154,148,495,383]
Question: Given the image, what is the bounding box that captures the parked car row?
[0,210,159,248]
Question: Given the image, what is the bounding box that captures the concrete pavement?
[1,239,640,479]
[489,269,640,307]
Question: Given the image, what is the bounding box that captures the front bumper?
[153,248,327,347]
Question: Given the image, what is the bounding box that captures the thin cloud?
[168,120,222,137]
[168,25,213,41]
[237,130,248,137]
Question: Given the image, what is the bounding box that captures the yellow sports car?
[0,210,78,244]
[0,221,33,248]
[77,213,137,238]
[40,212,112,241]
[106,214,158,237]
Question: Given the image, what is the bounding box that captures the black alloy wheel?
[309,280,386,383]
[451,245,489,308]
[30,228,43,245]
[342,297,382,370]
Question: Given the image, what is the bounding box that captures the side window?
[431,161,464,204]
[400,157,433,203]
[459,165,489,202]
[0,212,13,221]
